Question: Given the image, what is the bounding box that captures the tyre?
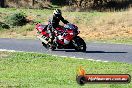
[72,36,86,52]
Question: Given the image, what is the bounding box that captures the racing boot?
[49,35,56,51]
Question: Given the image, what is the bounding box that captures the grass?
[0,8,132,44]
[0,51,132,88]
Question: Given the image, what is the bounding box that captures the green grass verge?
[0,51,132,88]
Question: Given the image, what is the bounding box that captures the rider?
[48,9,69,48]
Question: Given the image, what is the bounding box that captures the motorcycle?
[35,23,86,52]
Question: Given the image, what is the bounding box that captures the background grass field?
[0,51,132,88]
[0,8,132,44]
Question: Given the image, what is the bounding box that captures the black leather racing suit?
[48,15,69,29]
[48,15,69,45]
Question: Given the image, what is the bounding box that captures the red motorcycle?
[35,23,86,52]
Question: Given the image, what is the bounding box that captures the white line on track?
[77,58,84,60]
[96,59,102,62]
[70,56,76,58]
[52,55,58,57]
[0,49,109,63]
[0,49,16,52]
[0,49,24,52]
[60,56,68,58]
[103,61,109,62]
[87,59,94,61]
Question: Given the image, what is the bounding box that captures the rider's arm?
[60,16,69,24]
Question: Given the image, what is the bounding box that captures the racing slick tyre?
[73,36,86,52]
[42,42,56,51]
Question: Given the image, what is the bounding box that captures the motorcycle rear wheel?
[42,42,56,51]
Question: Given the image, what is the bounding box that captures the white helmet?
[53,9,62,16]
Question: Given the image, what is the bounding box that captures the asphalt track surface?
[0,38,132,64]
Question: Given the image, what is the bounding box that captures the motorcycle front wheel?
[72,36,86,52]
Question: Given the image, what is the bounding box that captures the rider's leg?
[47,24,56,50]
[47,24,53,42]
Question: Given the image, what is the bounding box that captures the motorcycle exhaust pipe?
[37,36,48,44]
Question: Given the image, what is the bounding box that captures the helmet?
[53,9,62,17]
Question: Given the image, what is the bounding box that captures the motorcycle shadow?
[54,49,127,53]
[54,49,79,52]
